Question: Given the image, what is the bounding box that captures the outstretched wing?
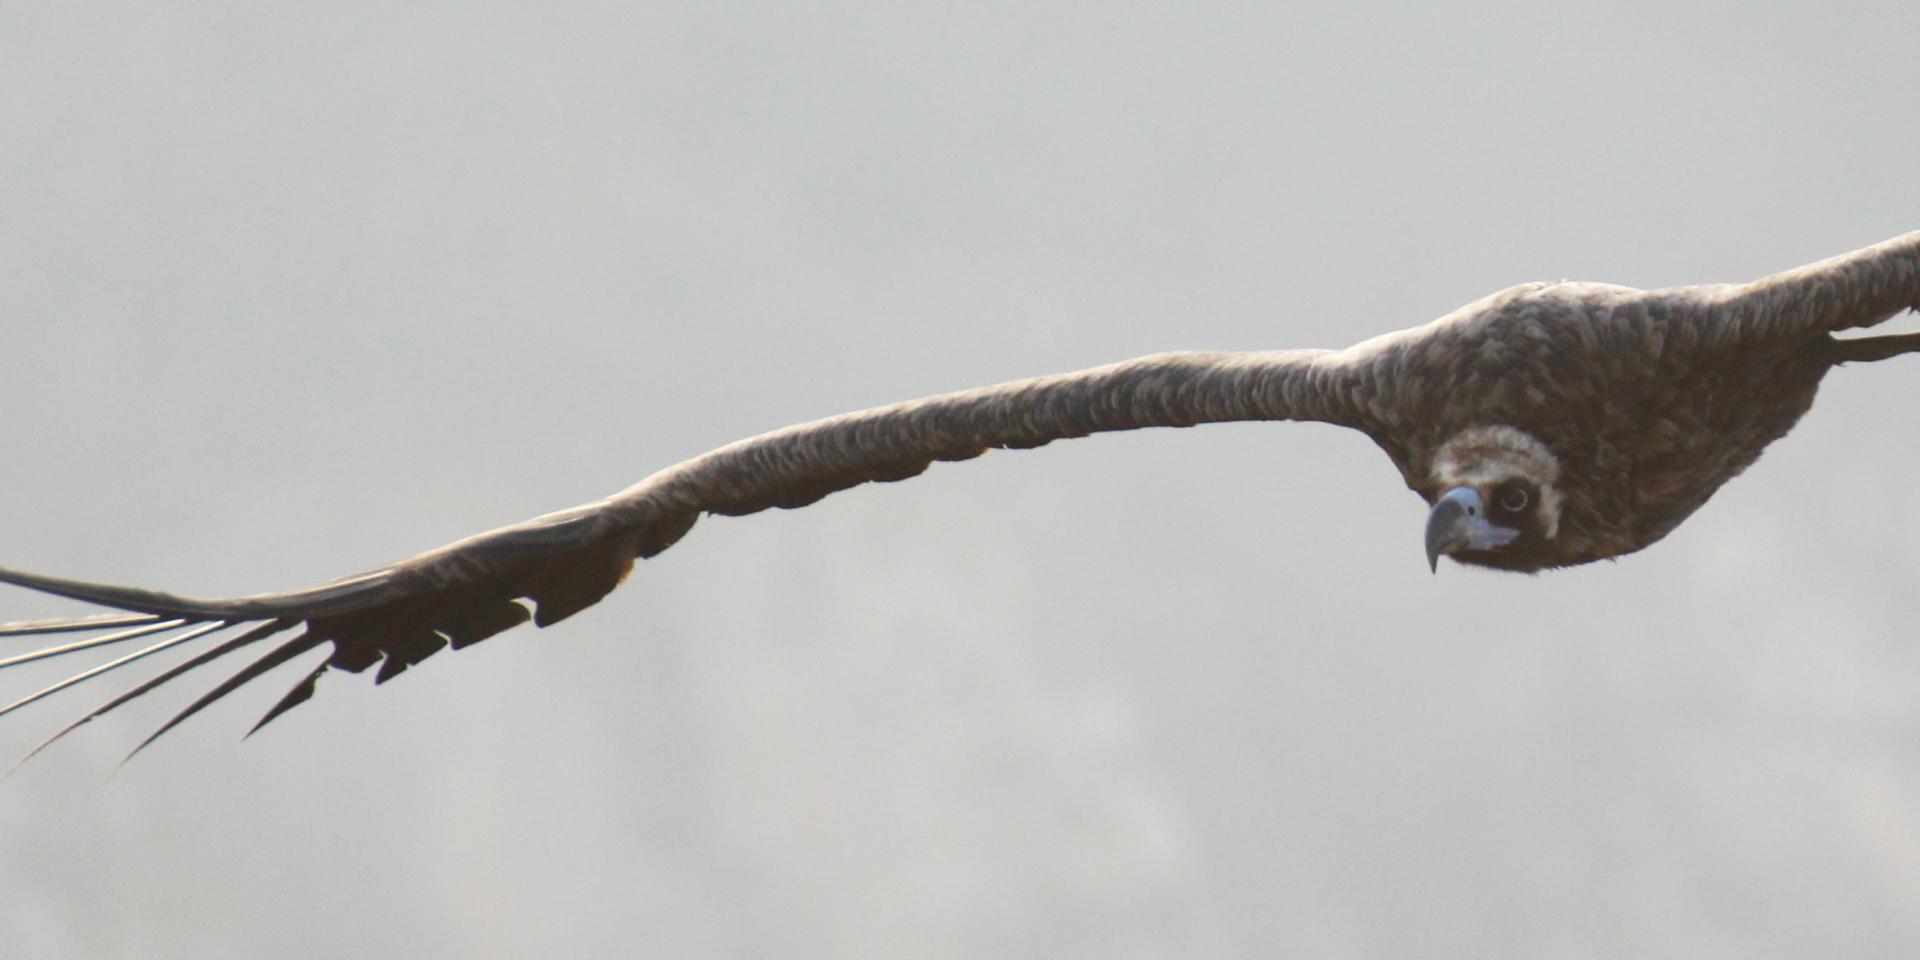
[0,349,1361,764]
[1688,228,1920,343]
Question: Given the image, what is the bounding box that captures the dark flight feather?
[2,229,1917,765]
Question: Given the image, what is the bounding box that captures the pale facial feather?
[1431,425,1565,539]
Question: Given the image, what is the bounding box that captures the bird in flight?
[2,229,1917,765]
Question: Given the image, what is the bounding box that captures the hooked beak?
[1424,487,1519,572]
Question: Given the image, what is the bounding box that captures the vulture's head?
[1422,425,1567,573]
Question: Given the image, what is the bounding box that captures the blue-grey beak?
[1424,487,1519,572]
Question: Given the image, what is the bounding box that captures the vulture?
[2,229,1917,765]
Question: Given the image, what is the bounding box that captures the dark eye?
[1495,484,1530,513]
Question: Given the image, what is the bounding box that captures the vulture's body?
[4,230,1918,763]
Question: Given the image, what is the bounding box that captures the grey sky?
[3,2,1918,957]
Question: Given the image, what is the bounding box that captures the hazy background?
[3,2,1918,957]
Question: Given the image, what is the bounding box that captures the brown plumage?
[3,229,1918,763]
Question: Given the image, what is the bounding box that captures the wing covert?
[615,349,1356,519]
